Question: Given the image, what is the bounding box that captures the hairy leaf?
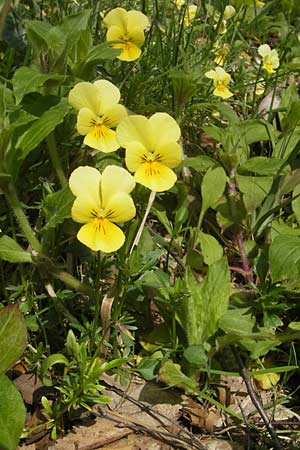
[0,235,32,263]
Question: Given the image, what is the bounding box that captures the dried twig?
[233,349,283,450]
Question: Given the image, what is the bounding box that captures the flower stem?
[46,132,67,188]
[5,182,42,253]
[130,190,156,255]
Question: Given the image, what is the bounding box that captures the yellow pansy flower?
[224,5,236,20]
[68,80,127,153]
[205,66,233,99]
[183,5,197,27]
[116,113,182,192]
[69,165,136,253]
[258,44,280,74]
[175,0,185,8]
[255,0,265,8]
[103,7,150,62]
[213,42,230,66]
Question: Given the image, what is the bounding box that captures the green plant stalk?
[90,252,102,354]
[46,133,67,188]
[5,182,42,253]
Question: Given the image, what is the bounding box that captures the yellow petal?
[125,142,149,172]
[77,107,98,135]
[117,115,153,150]
[213,85,233,99]
[107,27,143,61]
[71,195,100,223]
[93,80,121,111]
[205,69,216,80]
[84,126,120,153]
[104,192,136,222]
[101,104,128,128]
[69,166,101,200]
[149,113,181,148]
[258,44,271,57]
[154,142,182,169]
[103,7,127,31]
[101,165,136,204]
[116,42,142,61]
[127,10,149,30]
[134,162,177,192]
[127,27,146,48]
[215,66,231,85]
[263,63,275,74]
[77,218,125,253]
[68,82,101,115]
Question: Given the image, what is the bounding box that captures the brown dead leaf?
[181,398,221,432]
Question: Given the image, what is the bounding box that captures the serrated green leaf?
[269,234,300,282]
[43,186,74,230]
[0,236,32,263]
[12,67,63,104]
[0,305,27,372]
[17,99,71,159]
[198,231,223,265]
[0,374,26,450]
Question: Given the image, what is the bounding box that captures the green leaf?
[201,166,227,218]
[12,67,63,104]
[237,119,275,145]
[135,353,163,381]
[237,175,273,212]
[17,99,71,159]
[0,236,32,263]
[177,259,230,345]
[158,360,198,394]
[43,186,74,230]
[269,235,300,282]
[281,100,300,132]
[40,353,69,386]
[182,155,218,172]
[0,373,26,450]
[239,157,288,176]
[292,184,300,223]
[0,305,27,373]
[25,20,52,52]
[84,42,121,64]
[183,345,208,366]
[152,207,173,235]
[219,307,255,336]
[198,231,223,265]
